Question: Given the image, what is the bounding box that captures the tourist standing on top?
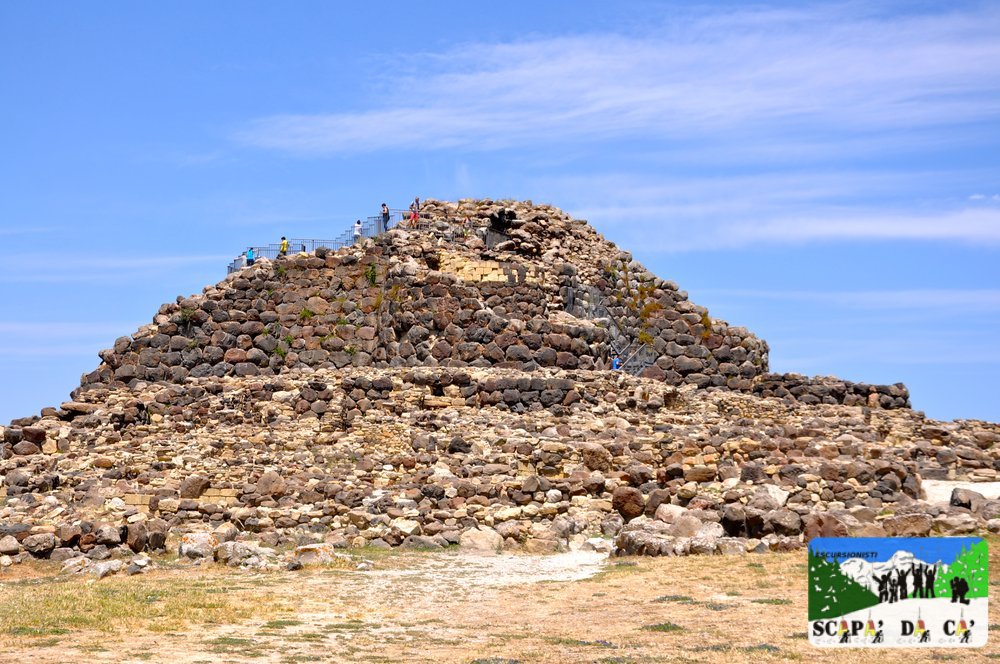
[354,219,363,244]
[279,236,289,257]
[409,197,420,227]
[380,203,390,233]
[246,247,255,266]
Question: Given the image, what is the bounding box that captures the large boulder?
[94,524,122,546]
[179,475,211,499]
[0,535,21,555]
[765,509,802,536]
[950,488,986,513]
[802,513,849,541]
[882,513,932,537]
[256,470,287,497]
[612,486,645,521]
[292,543,345,566]
[125,522,148,553]
[932,512,979,536]
[178,532,219,559]
[459,527,502,554]
[576,442,612,472]
[23,532,56,556]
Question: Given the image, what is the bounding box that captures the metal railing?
[226,209,529,274]
[227,209,410,274]
[567,284,658,376]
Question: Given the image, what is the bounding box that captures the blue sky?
[811,537,981,566]
[1,1,999,423]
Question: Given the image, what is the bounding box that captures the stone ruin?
[0,199,996,574]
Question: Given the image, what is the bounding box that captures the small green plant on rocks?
[699,310,713,340]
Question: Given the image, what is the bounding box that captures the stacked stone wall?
[752,373,910,409]
[71,199,908,412]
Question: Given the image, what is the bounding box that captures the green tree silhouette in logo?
[809,550,880,621]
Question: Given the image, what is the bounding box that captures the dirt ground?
[1,544,997,663]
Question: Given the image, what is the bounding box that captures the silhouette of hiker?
[960,620,974,644]
[950,577,958,602]
[838,619,850,644]
[874,621,884,644]
[925,566,937,598]
[919,627,930,643]
[877,573,889,602]
[897,568,910,600]
[889,576,898,603]
[912,564,924,599]
[954,577,970,605]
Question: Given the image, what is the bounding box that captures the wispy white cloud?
[539,164,1000,249]
[702,288,1000,313]
[236,5,1000,155]
[714,207,1000,248]
[574,200,1000,251]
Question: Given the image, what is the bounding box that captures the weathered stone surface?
[179,532,218,559]
[882,514,932,537]
[0,535,20,555]
[950,488,986,513]
[256,470,287,497]
[23,532,57,555]
[94,524,122,546]
[802,513,849,540]
[12,441,40,456]
[612,486,645,521]
[179,475,211,499]
[126,522,148,553]
[459,527,502,554]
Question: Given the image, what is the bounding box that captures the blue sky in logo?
[810,537,983,566]
[1,2,999,423]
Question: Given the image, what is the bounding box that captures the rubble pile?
[1,199,993,572]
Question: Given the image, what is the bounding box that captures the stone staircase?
[565,284,658,376]
[479,220,659,377]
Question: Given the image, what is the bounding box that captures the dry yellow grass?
[0,567,287,645]
[0,539,997,663]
